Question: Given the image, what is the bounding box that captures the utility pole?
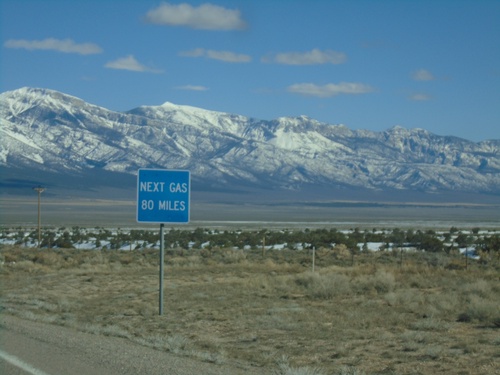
[33,185,45,248]
[312,246,316,272]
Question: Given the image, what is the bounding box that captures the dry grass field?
[1,245,499,375]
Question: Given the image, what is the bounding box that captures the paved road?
[1,315,263,375]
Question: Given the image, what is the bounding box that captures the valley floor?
[2,196,500,229]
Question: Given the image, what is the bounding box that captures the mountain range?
[1,87,499,203]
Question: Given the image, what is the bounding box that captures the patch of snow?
[27,153,44,164]
[360,242,386,251]
[459,247,480,260]
[0,147,8,163]
[1,125,43,150]
[73,242,96,249]
[0,239,17,245]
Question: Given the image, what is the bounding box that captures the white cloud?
[179,48,205,57]
[412,69,435,81]
[180,48,251,63]
[206,50,251,63]
[104,55,163,73]
[176,85,209,91]
[409,93,432,101]
[144,2,246,30]
[262,48,347,65]
[287,82,374,98]
[4,38,102,55]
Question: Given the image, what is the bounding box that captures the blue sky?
[1,0,499,141]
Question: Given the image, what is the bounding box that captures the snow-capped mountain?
[1,87,499,199]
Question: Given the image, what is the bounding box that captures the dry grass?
[1,245,499,374]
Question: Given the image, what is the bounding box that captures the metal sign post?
[137,169,190,316]
[159,224,165,315]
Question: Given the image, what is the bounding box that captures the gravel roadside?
[1,315,266,375]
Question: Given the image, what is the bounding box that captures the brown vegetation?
[1,245,499,374]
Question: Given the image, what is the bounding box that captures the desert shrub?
[165,334,190,354]
[119,254,135,265]
[459,279,492,298]
[423,293,459,317]
[273,355,324,375]
[410,318,451,332]
[424,345,443,360]
[294,271,322,288]
[354,268,395,294]
[400,330,433,345]
[2,248,19,263]
[9,260,44,273]
[101,324,132,339]
[170,255,202,267]
[459,295,499,324]
[383,288,425,313]
[215,248,247,264]
[79,251,106,266]
[32,251,63,267]
[445,258,465,270]
[383,292,398,306]
[294,271,351,299]
[454,276,499,325]
[1,247,33,263]
[136,333,189,352]
[334,367,366,375]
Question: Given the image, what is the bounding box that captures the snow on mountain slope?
[1,87,499,195]
[128,101,251,135]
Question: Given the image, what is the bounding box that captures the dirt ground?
[1,246,499,374]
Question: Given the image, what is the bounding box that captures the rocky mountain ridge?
[1,87,499,199]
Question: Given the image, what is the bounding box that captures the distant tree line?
[1,226,499,256]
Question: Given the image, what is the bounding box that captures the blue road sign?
[137,169,190,223]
